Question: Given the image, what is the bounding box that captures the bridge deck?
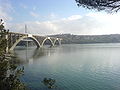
[7,32,62,51]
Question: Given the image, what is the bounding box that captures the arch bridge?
[6,32,62,51]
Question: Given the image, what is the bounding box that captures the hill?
[50,34,120,44]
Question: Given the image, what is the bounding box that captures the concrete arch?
[54,39,61,46]
[41,37,54,47]
[9,35,41,50]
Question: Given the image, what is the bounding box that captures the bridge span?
[6,32,62,51]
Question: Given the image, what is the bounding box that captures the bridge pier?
[6,34,9,53]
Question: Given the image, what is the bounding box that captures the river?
[13,43,120,90]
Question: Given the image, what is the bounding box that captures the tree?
[0,19,27,90]
[75,0,120,12]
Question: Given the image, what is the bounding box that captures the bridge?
[6,32,62,51]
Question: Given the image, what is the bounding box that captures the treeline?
[0,19,26,90]
[50,34,120,44]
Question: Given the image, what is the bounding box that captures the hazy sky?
[1,0,120,35]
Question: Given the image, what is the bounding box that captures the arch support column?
[9,35,41,51]
[41,37,54,47]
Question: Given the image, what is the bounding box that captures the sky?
[1,0,120,35]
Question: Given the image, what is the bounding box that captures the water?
[13,43,120,90]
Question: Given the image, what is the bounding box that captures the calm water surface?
[13,44,120,90]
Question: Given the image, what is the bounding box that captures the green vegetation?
[75,0,120,12]
[51,34,120,44]
[0,19,26,90]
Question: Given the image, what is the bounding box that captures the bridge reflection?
[12,47,56,64]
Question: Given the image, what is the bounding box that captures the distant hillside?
[49,34,120,44]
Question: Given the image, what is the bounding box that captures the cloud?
[67,15,82,20]
[33,6,37,11]
[86,12,120,34]
[48,13,58,20]
[8,21,60,35]
[8,13,120,35]
[20,3,28,9]
[0,0,13,21]
[30,11,40,18]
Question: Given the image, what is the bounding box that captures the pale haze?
[0,0,120,35]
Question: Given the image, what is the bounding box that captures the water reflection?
[11,46,58,89]
[11,44,120,90]
[12,47,56,64]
